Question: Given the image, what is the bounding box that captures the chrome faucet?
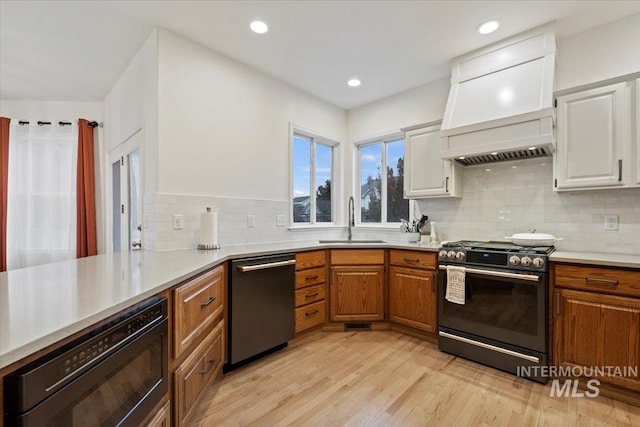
[348,196,355,241]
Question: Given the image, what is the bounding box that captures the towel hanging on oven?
[445,265,466,305]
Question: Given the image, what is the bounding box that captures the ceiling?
[1,1,639,109]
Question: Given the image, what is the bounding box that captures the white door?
[404,123,460,198]
[636,78,640,185]
[109,129,143,251]
[555,82,627,190]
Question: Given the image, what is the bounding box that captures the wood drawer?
[295,267,325,289]
[389,250,436,269]
[296,250,326,270]
[330,249,384,265]
[174,265,224,358]
[295,301,326,333]
[554,264,640,298]
[295,284,325,307]
[174,320,224,426]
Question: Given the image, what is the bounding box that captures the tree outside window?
[359,137,408,224]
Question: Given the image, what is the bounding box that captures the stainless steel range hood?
[440,23,557,165]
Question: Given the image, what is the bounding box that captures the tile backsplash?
[143,157,640,255]
[143,194,345,251]
[416,158,640,254]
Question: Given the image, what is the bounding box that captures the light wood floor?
[190,331,640,426]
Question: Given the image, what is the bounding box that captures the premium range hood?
[440,23,557,166]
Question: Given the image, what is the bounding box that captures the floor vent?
[344,323,371,331]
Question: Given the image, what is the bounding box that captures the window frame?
[290,126,340,228]
[354,132,410,228]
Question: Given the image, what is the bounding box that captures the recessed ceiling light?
[250,21,268,34]
[347,78,361,87]
[477,20,500,35]
[458,156,465,160]
[491,152,498,155]
[485,168,492,172]
[528,146,537,150]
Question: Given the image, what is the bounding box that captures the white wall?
[104,29,159,194]
[556,13,640,91]
[156,28,346,200]
[0,100,107,254]
[347,78,450,142]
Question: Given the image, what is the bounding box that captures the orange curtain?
[0,117,9,271]
[77,119,97,258]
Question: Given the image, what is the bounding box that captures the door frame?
[107,127,145,252]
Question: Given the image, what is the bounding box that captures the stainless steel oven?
[437,241,553,383]
[4,296,168,427]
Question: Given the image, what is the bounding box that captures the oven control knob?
[447,251,456,259]
[509,255,520,265]
[439,250,448,259]
[532,257,545,268]
[456,251,465,260]
[521,256,532,267]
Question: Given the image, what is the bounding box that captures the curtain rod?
[17,120,100,128]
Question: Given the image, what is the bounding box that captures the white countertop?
[0,239,439,370]
[549,251,640,269]
[2,240,638,371]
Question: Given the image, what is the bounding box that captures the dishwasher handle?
[237,259,296,273]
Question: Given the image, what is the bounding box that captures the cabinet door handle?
[201,296,216,307]
[403,257,420,263]
[445,176,449,192]
[431,275,436,292]
[618,159,622,181]
[305,292,319,298]
[200,359,216,375]
[305,310,319,317]
[305,275,319,281]
[556,291,561,315]
[585,277,619,286]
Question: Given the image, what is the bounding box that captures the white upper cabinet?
[554,81,631,191]
[404,123,462,198]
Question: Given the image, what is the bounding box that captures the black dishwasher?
[227,253,295,370]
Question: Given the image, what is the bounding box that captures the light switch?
[173,214,184,230]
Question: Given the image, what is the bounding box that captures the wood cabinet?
[146,400,171,427]
[171,264,226,426]
[553,263,640,393]
[554,81,633,190]
[389,250,437,333]
[330,250,384,322]
[294,250,326,333]
[403,123,462,198]
[174,321,225,425]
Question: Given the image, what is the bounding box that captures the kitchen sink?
[319,239,386,244]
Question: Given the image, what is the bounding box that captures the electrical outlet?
[276,215,287,227]
[247,214,256,228]
[173,214,184,230]
[604,215,618,231]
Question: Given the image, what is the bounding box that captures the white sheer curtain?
[6,122,78,270]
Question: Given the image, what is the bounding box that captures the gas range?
[438,240,555,272]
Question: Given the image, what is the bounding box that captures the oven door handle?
[439,331,540,363]
[438,265,541,282]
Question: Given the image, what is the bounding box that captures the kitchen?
[1,1,640,426]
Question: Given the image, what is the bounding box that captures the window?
[357,136,408,225]
[6,122,78,269]
[292,130,336,224]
